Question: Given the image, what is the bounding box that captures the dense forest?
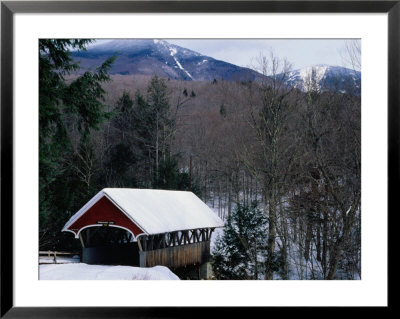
[39,40,361,280]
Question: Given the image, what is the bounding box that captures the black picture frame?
[1,0,394,317]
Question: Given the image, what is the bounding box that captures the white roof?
[62,188,224,236]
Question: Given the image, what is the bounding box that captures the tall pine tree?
[39,39,115,250]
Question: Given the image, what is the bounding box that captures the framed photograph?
[1,0,394,316]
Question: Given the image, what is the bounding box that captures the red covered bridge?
[62,188,224,278]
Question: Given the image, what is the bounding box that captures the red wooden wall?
[67,196,144,238]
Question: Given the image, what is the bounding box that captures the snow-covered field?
[39,263,180,280]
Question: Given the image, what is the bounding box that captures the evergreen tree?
[105,143,136,186]
[211,202,268,279]
[219,103,227,118]
[103,92,140,187]
[152,154,198,192]
[116,91,134,113]
[39,39,115,250]
[109,79,180,189]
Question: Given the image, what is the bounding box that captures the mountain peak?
[286,64,361,94]
[72,39,263,82]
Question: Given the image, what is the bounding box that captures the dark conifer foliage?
[39,39,116,250]
[212,202,268,279]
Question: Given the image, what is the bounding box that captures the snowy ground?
[39,263,180,280]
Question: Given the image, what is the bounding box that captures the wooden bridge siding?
[140,241,210,268]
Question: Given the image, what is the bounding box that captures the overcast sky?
[168,39,358,70]
[92,39,360,71]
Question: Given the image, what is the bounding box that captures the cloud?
[167,39,353,70]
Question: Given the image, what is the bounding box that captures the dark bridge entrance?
[80,227,139,266]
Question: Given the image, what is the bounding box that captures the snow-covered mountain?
[72,40,361,94]
[284,65,361,94]
[72,39,262,82]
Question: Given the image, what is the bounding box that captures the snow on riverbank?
[40,263,180,280]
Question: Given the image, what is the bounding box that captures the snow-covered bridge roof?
[62,188,224,239]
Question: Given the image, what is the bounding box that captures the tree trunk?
[304,213,313,261]
[322,210,328,278]
[316,215,322,262]
[265,191,277,280]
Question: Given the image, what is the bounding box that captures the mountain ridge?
[72,39,361,94]
[72,39,262,82]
